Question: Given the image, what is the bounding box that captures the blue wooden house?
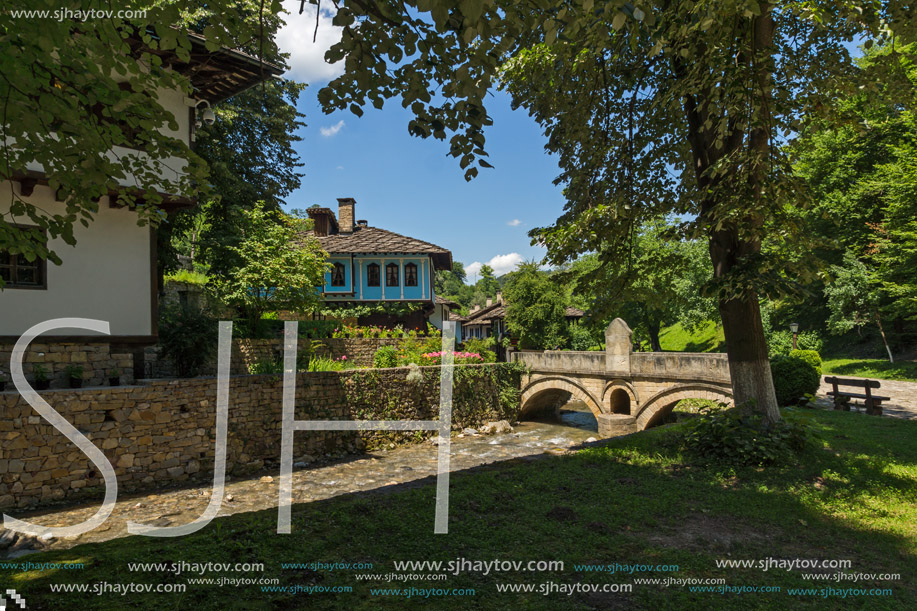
[307,199,455,328]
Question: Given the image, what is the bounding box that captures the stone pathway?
[0,414,598,558]
[815,375,917,419]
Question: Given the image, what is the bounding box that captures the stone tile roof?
[435,296,460,307]
[461,303,585,325]
[310,226,452,270]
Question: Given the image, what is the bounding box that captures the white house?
[0,35,281,355]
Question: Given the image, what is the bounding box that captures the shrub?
[460,337,497,362]
[307,356,349,372]
[789,349,823,376]
[158,302,218,378]
[373,345,399,368]
[680,408,811,467]
[767,329,824,358]
[249,357,283,375]
[569,324,598,351]
[770,355,820,406]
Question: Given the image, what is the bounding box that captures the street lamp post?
[789,322,800,350]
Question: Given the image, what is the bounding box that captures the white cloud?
[336,165,344,170]
[320,119,345,137]
[466,253,524,278]
[276,2,344,84]
[507,219,522,227]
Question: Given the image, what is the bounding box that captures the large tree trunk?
[679,7,781,424]
[646,318,662,352]
[717,289,781,423]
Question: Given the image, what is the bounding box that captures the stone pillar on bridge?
[605,318,632,374]
[599,319,639,437]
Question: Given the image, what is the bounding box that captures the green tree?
[310,0,915,424]
[566,221,715,351]
[477,264,500,297]
[824,252,894,362]
[792,44,917,346]
[503,262,569,349]
[0,0,267,267]
[211,204,328,333]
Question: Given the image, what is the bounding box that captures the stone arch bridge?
[511,319,734,437]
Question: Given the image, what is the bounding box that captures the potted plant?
[32,364,50,390]
[109,368,121,387]
[0,370,7,392]
[65,364,84,389]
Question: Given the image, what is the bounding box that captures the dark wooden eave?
[127,31,285,104]
[8,169,195,212]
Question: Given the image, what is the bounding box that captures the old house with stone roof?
[307,199,455,329]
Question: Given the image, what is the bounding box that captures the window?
[386,263,399,287]
[0,227,47,289]
[404,263,418,287]
[367,263,380,287]
[331,262,346,287]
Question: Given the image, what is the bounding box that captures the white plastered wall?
[0,183,153,337]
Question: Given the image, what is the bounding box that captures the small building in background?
[307,198,454,329]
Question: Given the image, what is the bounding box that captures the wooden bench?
[825,376,890,416]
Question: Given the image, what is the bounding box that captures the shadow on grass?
[823,359,917,383]
[3,411,916,611]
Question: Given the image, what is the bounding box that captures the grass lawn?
[659,322,726,353]
[3,409,916,610]
[822,358,917,383]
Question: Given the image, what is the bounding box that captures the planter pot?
[0,381,6,391]
[109,377,121,387]
[68,378,83,389]
[34,380,50,391]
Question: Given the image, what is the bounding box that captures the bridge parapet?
[511,350,605,374]
[630,352,730,384]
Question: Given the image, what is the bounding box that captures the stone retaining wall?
[0,343,135,390]
[0,364,521,510]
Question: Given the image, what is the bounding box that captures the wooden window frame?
[385,263,399,287]
[330,262,346,287]
[367,263,381,287]
[0,225,48,290]
[404,262,418,287]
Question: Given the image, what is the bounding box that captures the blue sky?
[276,3,565,281]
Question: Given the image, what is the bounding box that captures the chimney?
[496,291,503,304]
[337,197,356,233]
[486,298,492,307]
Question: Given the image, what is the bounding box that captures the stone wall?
[0,363,521,510]
[144,338,402,377]
[0,343,135,390]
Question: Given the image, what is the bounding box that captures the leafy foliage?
[770,355,820,407]
[210,203,328,332]
[372,346,399,369]
[503,261,570,349]
[790,349,823,377]
[0,0,272,266]
[157,302,218,378]
[680,408,811,467]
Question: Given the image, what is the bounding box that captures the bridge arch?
[602,379,638,415]
[634,384,734,430]
[520,376,604,419]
